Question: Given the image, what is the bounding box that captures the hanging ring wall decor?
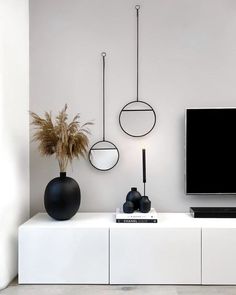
[119,5,156,137]
[89,52,119,171]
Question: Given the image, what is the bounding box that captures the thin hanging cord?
[136,5,140,102]
[102,52,106,141]
[144,182,146,196]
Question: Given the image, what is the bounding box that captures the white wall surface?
[0,0,29,289]
[30,0,236,215]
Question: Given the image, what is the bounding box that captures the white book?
[116,208,157,220]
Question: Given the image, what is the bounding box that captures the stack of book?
[115,208,158,223]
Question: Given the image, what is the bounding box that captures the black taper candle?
[142,149,146,184]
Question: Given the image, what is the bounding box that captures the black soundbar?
[190,207,236,218]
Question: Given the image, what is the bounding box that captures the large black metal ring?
[119,100,157,137]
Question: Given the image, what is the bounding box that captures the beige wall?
[30,0,236,215]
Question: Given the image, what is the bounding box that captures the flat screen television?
[186,108,236,194]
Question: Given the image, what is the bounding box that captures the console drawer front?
[110,227,201,284]
[202,228,236,285]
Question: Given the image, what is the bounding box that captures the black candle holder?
[140,148,151,213]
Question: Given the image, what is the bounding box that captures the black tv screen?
[186,108,236,194]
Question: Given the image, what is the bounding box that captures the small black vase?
[44,172,81,221]
[139,196,151,213]
[126,187,142,210]
[123,200,135,213]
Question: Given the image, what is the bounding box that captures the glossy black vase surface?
[126,187,142,210]
[139,196,151,213]
[44,172,81,221]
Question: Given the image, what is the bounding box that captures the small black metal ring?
[88,140,120,171]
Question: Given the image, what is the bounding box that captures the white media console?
[18,213,236,285]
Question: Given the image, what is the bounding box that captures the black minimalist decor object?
[44,172,81,221]
[126,187,142,210]
[140,149,151,213]
[89,53,119,171]
[119,5,156,137]
[123,201,135,213]
[30,105,92,221]
[139,196,151,213]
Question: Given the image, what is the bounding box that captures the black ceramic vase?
[123,200,135,213]
[139,196,151,213]
[44,172,81,221]
[126,187,142,210]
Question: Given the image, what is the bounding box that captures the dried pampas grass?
[30,104,92,172]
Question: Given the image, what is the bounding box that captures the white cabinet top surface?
[19,212,236,229]
[20,213,114,229]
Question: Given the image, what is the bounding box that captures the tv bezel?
[185,107,236,195]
